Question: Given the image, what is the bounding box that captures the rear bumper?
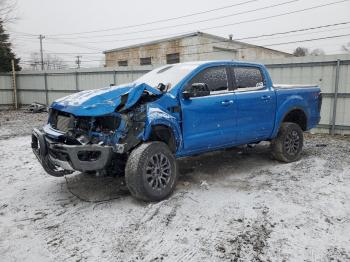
[31,128,113,175]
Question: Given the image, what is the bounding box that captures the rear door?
[231,66,276,143]
[180,65,236,152]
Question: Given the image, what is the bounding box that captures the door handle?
[261,95,271,100]
[221,100,234,106]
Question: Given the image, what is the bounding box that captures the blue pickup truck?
[32,61,321,201]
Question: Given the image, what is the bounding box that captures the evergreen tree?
[0,18,21,72]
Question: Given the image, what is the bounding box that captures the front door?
[180,66,236,153]
[231,66,276,143]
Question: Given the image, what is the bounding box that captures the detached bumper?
[31,128,113,175]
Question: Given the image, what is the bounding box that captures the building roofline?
[103,32,202,53]
[198,32,292,56]
[103,31,292,56]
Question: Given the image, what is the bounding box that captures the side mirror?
[182,83,210,99]
[157,83,166,92]
[182,90,192,99]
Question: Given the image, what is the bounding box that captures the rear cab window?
[230,66,265,92]
[187,66,230,95]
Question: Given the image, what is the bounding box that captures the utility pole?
[11,59,18,109]
[39,34,45,70]
[75,55,82,69]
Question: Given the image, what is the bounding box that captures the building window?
[166,53,180,64]
[118,60,128,66]
[140,57,152,65]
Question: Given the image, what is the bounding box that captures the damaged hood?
[51,82,162,116]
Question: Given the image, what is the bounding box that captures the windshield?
[134,63,199,91]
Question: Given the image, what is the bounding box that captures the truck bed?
[273,84,321,130]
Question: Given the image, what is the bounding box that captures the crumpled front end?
[31,82,182,177]
[31,127,113,176]
[32,106,147,176]
[31,86,156,176]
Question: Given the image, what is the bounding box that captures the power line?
[9,30,37,37]
[236,21,350,41]
[265,33,350,47]
[48,21,350,45]
[47,0,300,40]
[45,0,350,40]
[17,31,350,60]
[36,51,101,55]
[177,0,350,39]
[26,21,350,57]
[19,33,350,63]
[11,0,350,63]
[15,29,350,65]
[242,26,350,42]
[19,40,347,66]
[14,19,350,46]
[13,0,350,64]
[46,38,104,52]
[100,33,350,60]
[45,0,259,37]
[244,25,350,42]
[11,36,106,52]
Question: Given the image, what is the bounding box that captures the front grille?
[56,115,71,132]
[50,110,92,134]
[49,109,120,134]
[76,117,91,131]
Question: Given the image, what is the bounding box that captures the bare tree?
[342,42,350,53]
[0,0,17,23]
[28,52,40,70]
[28,52,68,70]
[293,47,309,57]
[46,54,68,70]
[310,48,325,56]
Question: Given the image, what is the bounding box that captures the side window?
[233,67,264,90]
[188,66,228,94]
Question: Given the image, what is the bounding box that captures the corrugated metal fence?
[0,54,349,134]
[259,54,350,135]
[0,68,149,106]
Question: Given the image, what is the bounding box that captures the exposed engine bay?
[49,107,145,151]
[32,88,163,177]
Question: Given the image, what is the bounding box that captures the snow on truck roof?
[163,60,264,66]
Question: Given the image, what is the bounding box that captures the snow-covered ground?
[0,110,349,262]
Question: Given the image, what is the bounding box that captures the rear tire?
[125,141,178,201]
[271,122,303,163]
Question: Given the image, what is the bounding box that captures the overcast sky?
[6,0,350,68]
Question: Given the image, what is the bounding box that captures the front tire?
[125,142,178,201]
[271,122,304,163]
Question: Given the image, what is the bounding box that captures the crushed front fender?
[143,104,182,151]
[50,82,162,117]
